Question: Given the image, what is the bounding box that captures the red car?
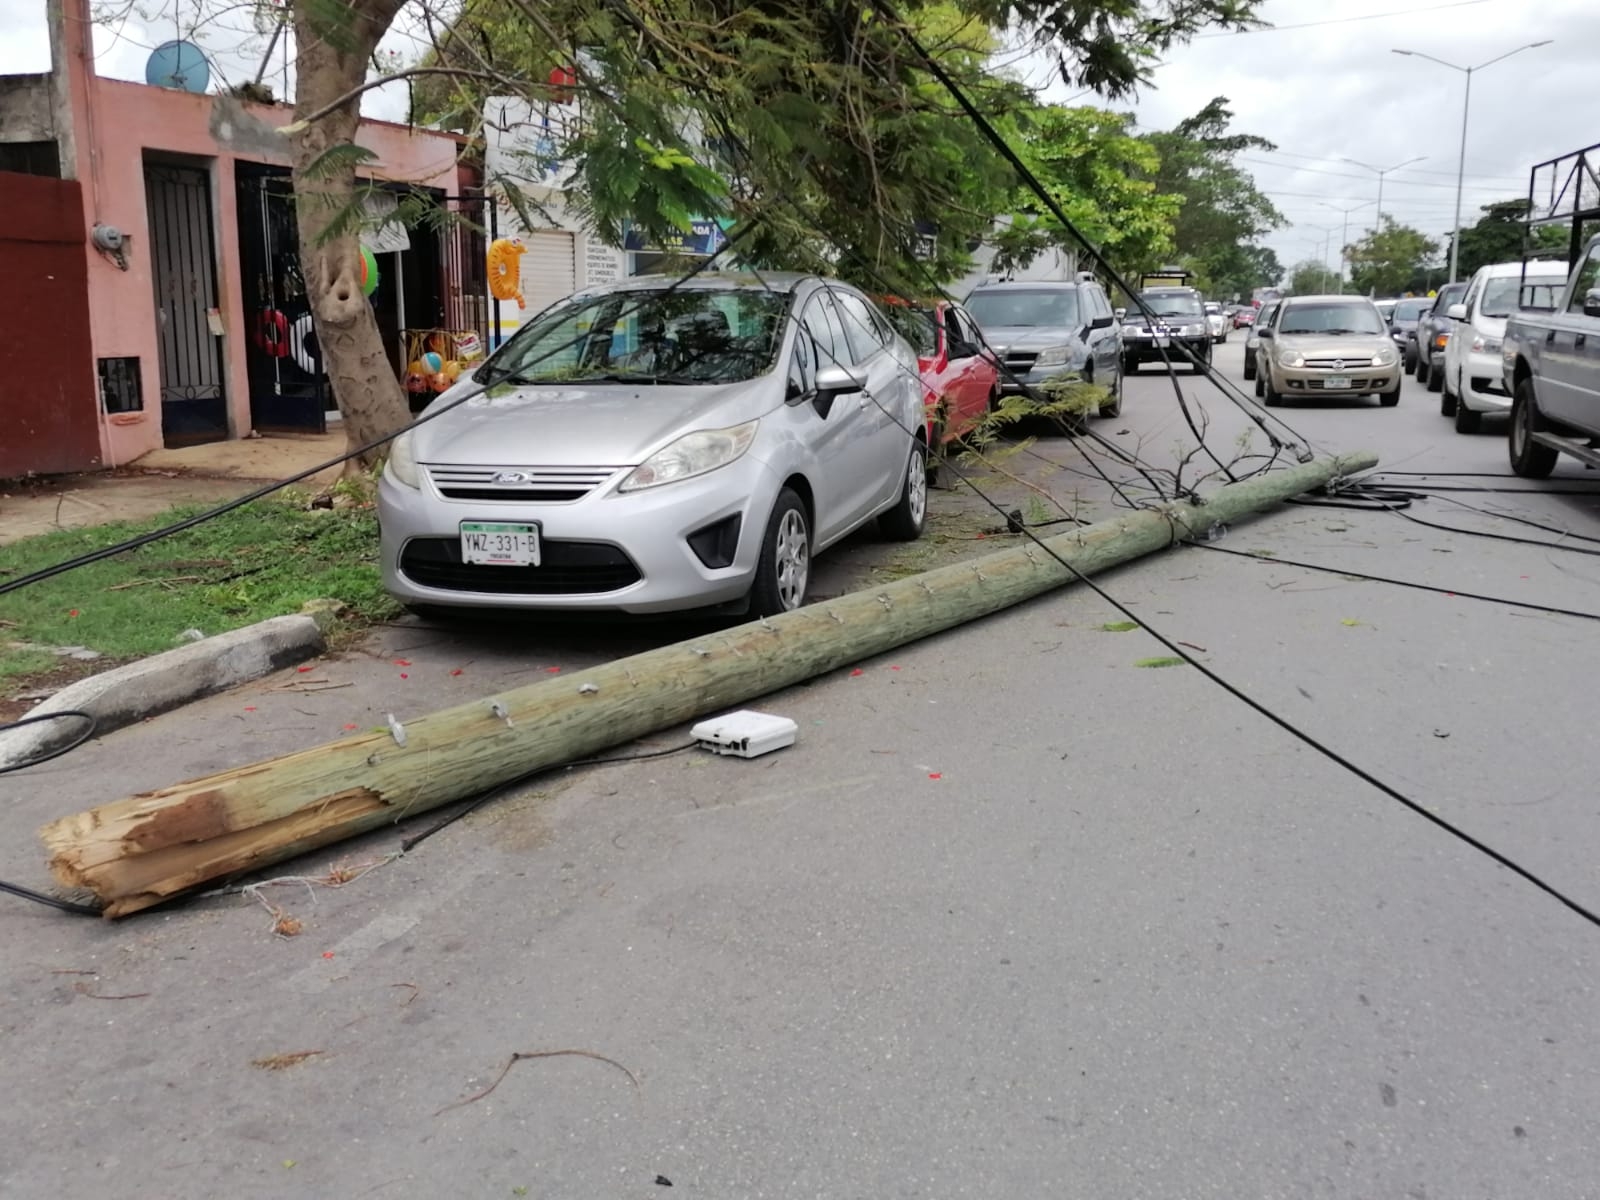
[1232,307,1257,329]
[878,298,999,452]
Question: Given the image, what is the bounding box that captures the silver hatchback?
[378,274,928,616]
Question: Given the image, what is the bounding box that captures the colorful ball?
[429,372,451,392]
[360,246,379,297]
[421,351,443,374]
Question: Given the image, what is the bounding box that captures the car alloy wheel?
[750,489,810,617]
[880,440,929,541]
[1509,378,1559,479]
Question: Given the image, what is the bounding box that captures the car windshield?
[1393,298,1430,321]
[1141,292,1203,318]
[965,289,1079,328]
[1480,275,1565,318]
[878,302,938,355]
[1253,303,1279,331]
[482,287,788,385]
[1277,302,1386,335]
[1432,286,1466,312]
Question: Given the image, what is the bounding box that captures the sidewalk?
[0,431,347,545]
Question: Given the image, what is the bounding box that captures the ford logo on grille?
[1332,359,1345,371]
[491,471,534,484]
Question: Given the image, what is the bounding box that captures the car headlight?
[1372,349,1399,367]
[619,421,759,493]
[1033,345,1078,368]
[1471,334,1502,355]
[1279,351,1305,368]
[386,430,421,489]
[1182,324,1206,337]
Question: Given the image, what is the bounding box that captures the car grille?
[424,464,621,503]
[1291,378,1380,390]
[399,538,642,595]
[1302,357,1376,370]
[1001,352,1038,372]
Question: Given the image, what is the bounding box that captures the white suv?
[1442,259,1567,433]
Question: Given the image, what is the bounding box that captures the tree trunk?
[290,0,411,467]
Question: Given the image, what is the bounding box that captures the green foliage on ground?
[0,502,397,680]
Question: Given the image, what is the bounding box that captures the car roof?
[604,271,816,294]
[1280,294,1378,305]
[968,280,1085,291]
[1476,259,1566,277]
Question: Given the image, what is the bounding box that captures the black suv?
[963,276,1124,417]
[1121,287,1213,374]
[1415,282,1467,392]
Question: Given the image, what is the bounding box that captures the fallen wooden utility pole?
[42,451,1377,916]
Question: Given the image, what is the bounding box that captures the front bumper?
[1271,361,1402,396]
[998,359,1089,395]
[377,454,785,613]
[1459,349,1511,412]
[1124,335,1210,367]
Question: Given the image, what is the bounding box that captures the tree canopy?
[1449,199,1569,279]
[1344,216,1441,297]
[1287,259,1340,296]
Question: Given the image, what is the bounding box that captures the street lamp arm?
[1471,39,1553,72]
[1391,47,1464,72]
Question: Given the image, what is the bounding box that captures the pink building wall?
[57,0,462,465]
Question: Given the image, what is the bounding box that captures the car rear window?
[1141,291,1203,318]
[1480,275,1565,318]
[1393,298,1430,320]
[965,289,1080,328]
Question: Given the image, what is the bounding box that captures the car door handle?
[1578,334,1589,350]
[1547,330,1558,345]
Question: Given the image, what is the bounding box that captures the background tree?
[1137,96,1283,295]
[1204,242,1282,300]
[1343,216,1440,296]
[1448,199,1569,279]
[987,105,1181,277]
[286,0,1264,461]
[1287,259,1340,295]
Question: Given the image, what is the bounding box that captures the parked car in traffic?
[1242,298,1280,381]
[1253,295,1402,407]
[1232,306,1257,329]
[379,273,927,618]
[1122,286,1213,374]
[1204,301,1228,343]
[1502,234,1600,475]
[1388,296,1432,374]
[1415,282,1467,393]
[876,297,1000,469]
[1376,299,1398,323]
[1441,259,1567,432]
[963,276,1123,418]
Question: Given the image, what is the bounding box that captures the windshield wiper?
[504,370,699,386]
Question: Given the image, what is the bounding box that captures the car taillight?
[1433,333,1449,349]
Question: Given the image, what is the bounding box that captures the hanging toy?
[487,237,526,308]
[421,351,444,375]
[359,246,380,297]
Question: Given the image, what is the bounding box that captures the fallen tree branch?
[436,1049,640,1116]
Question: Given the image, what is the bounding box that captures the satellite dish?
[145,40,211,93]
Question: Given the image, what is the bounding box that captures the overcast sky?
[6,0,1598,281]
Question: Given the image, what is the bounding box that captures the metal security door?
[145,163,229,446]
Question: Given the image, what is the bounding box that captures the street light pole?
[1341,155,1427,233]
[1321,200,1375,293]
[1392,41,1553,283]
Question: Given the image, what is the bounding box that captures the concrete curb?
[0,613,327,770]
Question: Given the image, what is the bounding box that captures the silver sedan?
[378,274,928,616]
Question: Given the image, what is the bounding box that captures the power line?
[1256,148,1524,184]
[1194,0,1499,39]
[1239,156,1520,193]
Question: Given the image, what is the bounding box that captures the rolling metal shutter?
[521,231,577,315]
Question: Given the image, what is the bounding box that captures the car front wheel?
[1243,350,1257,381]
[879,440,929,542]
[1416,356,1430,386]
[749,489,811,616]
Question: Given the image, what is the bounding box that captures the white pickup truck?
[1501,234,1600,477]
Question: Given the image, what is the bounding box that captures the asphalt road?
[5,340,1600,1197]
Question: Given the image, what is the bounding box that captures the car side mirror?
[1584,289,1600,319]
[1256,328,1273,339]
[813,362,865,417]
[1089,314,1114,330]
[1447,303,1468,321]
[948,338,976,359]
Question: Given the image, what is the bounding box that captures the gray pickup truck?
[1501,234,1600,477]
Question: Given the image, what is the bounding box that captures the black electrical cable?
[0,710,97,775]
[827,4,1600,933]
[1192,542,1600,623]
[859,0,1318,471]
[399,741,697,853]
[0,224,758,599]
[1404,490,1600,546]
[0,880,102,917]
